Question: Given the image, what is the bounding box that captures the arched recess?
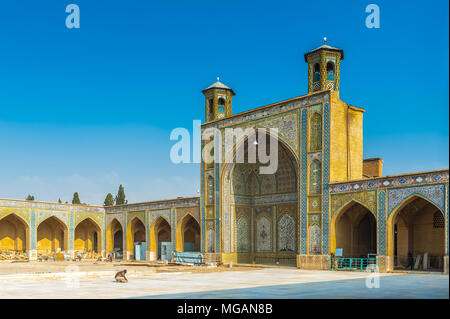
[310,113,322,152]
[326,62,335,80]
[221,128,299,265]
[126,217,146,256]
[106,218,124,258]
[330,200,377,258]
[387,194,445,271]
[309,160,322,194]
[74,217,102,253]
[149,216,171,260]
[176,214,200,252]
[37,216,69,252]
[0,213,30,251]
[278,213,296,253]
[313,63,321,82]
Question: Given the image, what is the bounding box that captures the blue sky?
[0,0,448,205]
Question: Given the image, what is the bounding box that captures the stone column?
[28,209,37,260]
[145,210,151,261]
[101,212,106,258]
[272,206,277,253]
[124,212,132,261]
[443,256,449,274]
[68,211,75,259]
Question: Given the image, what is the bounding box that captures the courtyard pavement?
[0,268,447,299]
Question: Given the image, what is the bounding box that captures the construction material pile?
[37,250,54,261]
[74,251,101,261]
[0,249,28,261]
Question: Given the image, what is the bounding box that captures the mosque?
[0,41,448,273]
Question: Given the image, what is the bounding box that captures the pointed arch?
[236,213,250,253]
[150,215,172,259]
[309,224,321,255]
[37,215,68,230]
[106,217,124,254]
[0,211,30,226]
[330,200,377,257]
[278,213,296,252]
[313,63,321,82]
[37,215,69,252]
[326,61,335,81]
[0,213,30,251]
[74,217,102,253]
[310,112,322,151]
[126,217,146,257]
[386,194,445,271]
[220,128,299,264]
[75,215,102,230]
[176,213,200,252]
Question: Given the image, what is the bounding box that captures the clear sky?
[0,0,448,205]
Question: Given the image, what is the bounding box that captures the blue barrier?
[173,251,204,266]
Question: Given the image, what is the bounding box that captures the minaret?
[202,77,235,122]
[304,37,344,93]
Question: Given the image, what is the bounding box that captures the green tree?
[58,198,62,203]
[72,192,81,204]
[115,184,126,205]
[104,193,114,206]
[26,195,35,201]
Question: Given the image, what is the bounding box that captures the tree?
[104,193,114,206]
[58,198,62,203]
[115,184,126,205]
[72,192,81,204]
[26,195,35,201]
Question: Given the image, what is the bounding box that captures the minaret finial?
[324,37,327,44]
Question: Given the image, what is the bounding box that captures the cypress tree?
[72,192,81,204]
[26,195,35,201]
[104,193,115,206]
[58,198,62,203]
[115,184,126,205]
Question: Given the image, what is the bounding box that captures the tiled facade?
[1,42,448,272]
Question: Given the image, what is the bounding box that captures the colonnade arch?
[37,216,69,253]
[387,195,445,271]
[331,201,377,258]
[150,216,172,260]
[74,218,102,253]
[126,217,146,260]
[0,214,30,251]
[176,214,201,252]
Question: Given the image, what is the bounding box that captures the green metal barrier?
[328,257,378,271]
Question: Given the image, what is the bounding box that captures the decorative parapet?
[201,91,329,130]
[0,198,104,213]
[329,169,449,194]
[105,197,200,213]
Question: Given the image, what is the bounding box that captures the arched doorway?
[178,215,200,252]
[224,130,299,265]
[0,214,30,255]
[391,196,445,271]
[37,216,68,253]
[127,218,146,260]
[334,202,377,258]
[152,217,171,261]
[109,219,124,259]
[74,218,101,253]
